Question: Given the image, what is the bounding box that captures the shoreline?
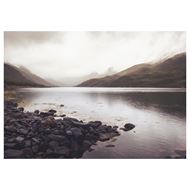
[4,100,135,158]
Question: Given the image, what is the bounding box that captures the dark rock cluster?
[4,101,120,158]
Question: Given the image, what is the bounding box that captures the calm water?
[14,87,186,158]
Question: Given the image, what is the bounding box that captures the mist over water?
[15,87,186,158]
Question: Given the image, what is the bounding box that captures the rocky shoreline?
[4,101,136,158]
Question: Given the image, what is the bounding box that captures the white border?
[0,1,189,190]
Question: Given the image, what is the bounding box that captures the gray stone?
[4,143,16,148]
[24,140,32,147]
[16,136,25,143]
[48,134,66,142]
[5,149,23,158]
[5,125,16,132]
[49,141,59,150]
[123,123,135,131]
[70,128,83,138]
[55,146,70,157]
[66,130,72,136]
[82,140,92,149]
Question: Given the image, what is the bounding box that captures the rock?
[60,104,64,107]
[99,132,120,142]
[113,126,119,129]
[88,121,102,128]
[16,136,25,143]
[4,143,16,148]
[5,149,23,158]
[66,130,72,136]
[48,109,57,115]
[23,148,33,157]
[105,144,115,147]
[82,140,93,150]
[13,113,23,118]
[55,146,70,157]
[18,107,24,112]
[5,125,16,132]
[34,110,40,114]
[4,100,121,158]
[40,112,50,117]
[43,116,56,127]
[32,138,40,144]
[49,141,59,150]
[24,140,32,147]
[70,128,83,138]
[99,134,110,141]
[123,123,135,131]
[48,134,66,142]
[32,145,39,153]
[18,128,29,135]
[60,114,66,117]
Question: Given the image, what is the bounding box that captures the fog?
[4,31,185,83]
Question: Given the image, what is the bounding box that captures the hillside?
[78,53,186,88]
[19,66,52,86]
[4,63,51,87]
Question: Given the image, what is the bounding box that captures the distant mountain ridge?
[4,63,52,87]
[78,52,186,88]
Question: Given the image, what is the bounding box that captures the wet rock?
[16,136,25,143]
[32,145,39,153]
[23,148,33,157]
[55,146,70,157]
[18,107,24,112]
[5,149,23,158]
[99,132,119,142]
[24,140,32,147]
[99,134,110,142]
[88,121,102,128]
[48,109,57,114]
[4,100,121,158]
[49,141,59,150]
[105,144,115,148]
[120,123,135,131]
[32,138,40,144]
[40,112,50,117]
[70,128,83,138]
[44,116,56,127]
[124,123,135,130]
[4,143,16,148]
[5,125,16,132]
[113,126,119,129]
[34,110,40,115]
[66,130,72,136]
[18,128,29,135]
[82,140,93,150]
[48,134,66,142]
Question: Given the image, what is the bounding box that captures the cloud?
[4,31,64,46]
[4,31,186,82]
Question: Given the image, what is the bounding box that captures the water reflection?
[15,87,186,118]
[6,87,185,158]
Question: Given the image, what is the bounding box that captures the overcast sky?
[4,31,186,80]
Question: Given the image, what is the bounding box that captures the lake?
[12,87,186,158]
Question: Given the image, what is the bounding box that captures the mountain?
[78,52,186,88]
[19,66,52,86]
[4,63,51,87]
[57,67,117,86]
